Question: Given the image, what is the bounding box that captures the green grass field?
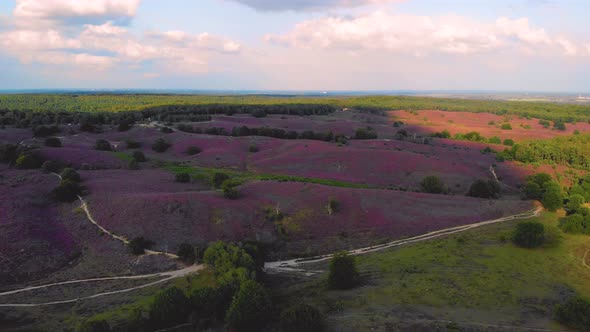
[278,212,590,331]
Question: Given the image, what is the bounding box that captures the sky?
[0,0,588,92]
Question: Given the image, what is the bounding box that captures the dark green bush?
[467,179,501,199]
[542,182,564,211]
[503,139,514,146]
[225,280,271,332]
[61,168,81,182]
[42,160,63,173]
[52,180,82,202]
[44,137,62,147]
[132,151,146,162]
[128,237,151,255]
[512,221,545,248]
[248,145,259,153]
[556,297,590,331]
[420,176,448,195]
[279,304,323,332]
[175,173,191,183]
[501,123,512,130]
[152,138,171,153]
[177,243,196,264]
[126,139,141,149]
[186,146,202,155]
[251,109,267,118]
[222,183,239,200]
[328,251,360,290]
[15,151,43,169]
[567,194,586,214]
[149,287,190,330]
[203,241,256,275]
[95,139,112,151]
[76,319,111,332]
[0,144,18,164]
[213,173,230,189]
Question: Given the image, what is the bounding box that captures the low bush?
[152,138,171,153]
[128,237,151,255]
[251,109,267,118]
[76,319,111,332]
[328,251,360,290]
[501,123,512,130]
[280,304,324,332]
[33,125,60,137]
[44,137,62,147]
[42,160,63,173]
[186,146,202,155]
[132,151,146,162]
[225,280,271,332]
[555,297,590,331]
[61,168,81,182]
[213,173,230,188]
[176,173,191,183]
[467,179,501,199]
[503,139,515,146]
[126,139,141,149]
[420,176,449,195]
[248,145,259,153]
[160,126,174,133]
[223,184,239,200]
[15,151,43,169]
[95,139,112,151]
[512,221,545,248]
[52,180,82,202]
[177,243,196,264]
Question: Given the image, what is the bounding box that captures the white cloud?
[14,0,141,25]
[266,11,586,57]
[228,0,402,11]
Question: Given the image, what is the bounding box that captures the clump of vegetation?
[553,121,566,131]
[248,145,259,153]
[354,127,378,140]
[488,136,501,144]
[152,138,171,153]
[213,172,230,189]
[251,109,267,118]
[467,179,501,199]
[328,251,360,290]
[15,151,43,169]
[175,173,191,183]
[0,143,18,164]
[521,173,564,211]
[432,130,451,139]
[503,139,514,146]
[132,151,146,162]
[512,221,545,248]
[94,139,112,151]
[52,180,82,202]
[149,286,190,330]
[76,318,111,332]
[160,126,174,134]
[393,121,405,127]
[117,121,132,132]
[33,125,60,137]
[61,168,81,183]
[501,123,513,130]
[128,237,152,255]
[177,243,196,264]
[222,182,239,200]
[539,119,551,128]
[326,198,340,215]
[126,139,141,149]
[555,297,590,330]
[186,146,202,155]
[280,304,324,332]
[420,175,449,195]
[42,160,63,173]
[225,280,271,331]
[542,182,564,212]
[44,137,62,148]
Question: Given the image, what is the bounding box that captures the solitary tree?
[420,176,448,195]
[225,280,271,332]
[328,251,360,290]
[512,221,545,248]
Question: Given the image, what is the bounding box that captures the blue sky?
[0,0,588,91]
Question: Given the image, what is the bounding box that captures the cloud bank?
[227,0,402,11]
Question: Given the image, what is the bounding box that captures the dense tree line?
[498,134,590,170]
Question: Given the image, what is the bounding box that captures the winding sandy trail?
[264,207,542,276]
[0,265,203,307]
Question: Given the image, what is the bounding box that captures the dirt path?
[264,207,542,275]
[0,265,203,307]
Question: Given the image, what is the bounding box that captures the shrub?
[176,173,191,183]
[488,136,501,144]
[555,297,590,330]
[33,125,60,137]
[152,138,171,153]
[501,123,512,130]
[553,121,567,131]
[512,221,545,248]
[279,304,323,332]
[117,121,132,132]
[251,109,267,118]
[328,251,360,290]
[0,144,18,164]
[326,198,340,215]
[160,126,174,133]
[567,194,586,214]
[503,139,515,146]
[186,146,202,155]
[126,139,141,149]
[522,181,542,200]
[52,180,82,202]
[248,145,259,153]
[95,139,112,151]
[132,151,146,162]
[354,127,378,140]
[128,237,151,255]
[393,121,404,127]
[539,119,551,128]
[15,152,43,169]
[225,280,271,332]
[488,121,496,126]
[223,184,239,200]
[44,137,62,148]
[213,173,230,188]
[149,287,190,330]
[42,160,62,173]
[420,176,448,195]
[76,319,111,332]
[560,214,586,234]
[177,243,196,264]
[467,179,501,199]
[432,130,451,139]
[542,181,564,211]
[61,168,81,182]
[203,241,256,275]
